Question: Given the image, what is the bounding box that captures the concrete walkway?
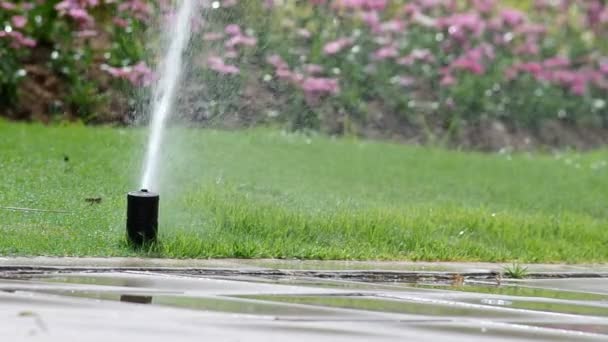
[0,258,607,341]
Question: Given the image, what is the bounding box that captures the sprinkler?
[126,189,159,246]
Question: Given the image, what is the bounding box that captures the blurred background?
[1,0,608,151]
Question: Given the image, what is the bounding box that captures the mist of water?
[141,0,196,192]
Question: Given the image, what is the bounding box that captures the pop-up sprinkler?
[126,189,159,246]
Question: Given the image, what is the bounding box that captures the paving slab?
[0,259,608,341]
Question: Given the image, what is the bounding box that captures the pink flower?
[361,11,380,31]
[0,31,37,48]
[225,34,257,48]
[543,57,570,69]
[0,1,16,10]
[451,57,485,74]
[333,0,387,11]
[11,16,27,29]
[297,28,311,38]
[323,38,353,55]
[275,68,293,81]
[267,54,289,70]
[570,81,586,96]
[207,56,239,75]
[225,24,241,36]
[448,44,494,75]
[102,61,154,86]
[515,39,540,56]
[516,23,546,35]
[472,0,496,13]
[506,61,545,81]
[304,64,324,75]
[440,73,457,86]
[113,17,129,28]
[437,13,485,40]
[76,30,98,38]
[397,49,436,66]
[372,45,399,60]
[300,77,340,95]
[117,0,152,21]
[222,0,238,7]
[416,0,445,10]
[402,3,420,16]
[501,9,526,26]
[380,20,405,33]
[599,59,608,75]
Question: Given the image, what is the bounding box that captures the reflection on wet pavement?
[0,270,607,341]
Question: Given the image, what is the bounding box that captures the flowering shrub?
[0,0,153,121]
[196,0,608,140]
[1,0,608,145]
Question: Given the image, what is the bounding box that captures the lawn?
[0,120,607,262]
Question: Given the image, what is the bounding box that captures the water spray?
[126,0,195,246]
[126,189,159,246]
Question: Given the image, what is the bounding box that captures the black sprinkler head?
[126,189,159,246]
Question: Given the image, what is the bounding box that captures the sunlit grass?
[0,120,607,262]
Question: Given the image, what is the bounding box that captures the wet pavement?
[0,258,607,341]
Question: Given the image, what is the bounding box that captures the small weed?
[503,263,529,279]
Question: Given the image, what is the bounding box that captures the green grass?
[0,120,607,262]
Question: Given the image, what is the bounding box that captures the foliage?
[1,0,608,137]
[0,0,153,121]
[198,0,608,134]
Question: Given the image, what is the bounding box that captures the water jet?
[126,189,159,246]
[126,0,196,245]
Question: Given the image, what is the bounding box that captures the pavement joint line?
[1,266,607,281]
